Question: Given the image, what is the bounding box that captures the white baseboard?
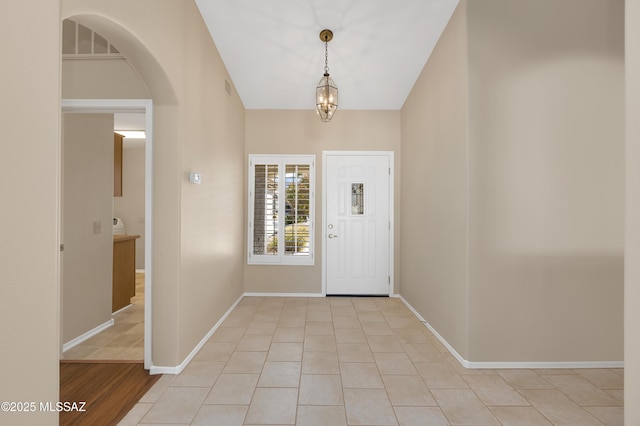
[150,365,183,375]
[398,296,624,370]
[465,360,624,369]
[150,294,245,375]
[398,296,470,367]
[62,319,114,352]
[135,269,145,273]
[150,292,324,374]
[243,292,324,298]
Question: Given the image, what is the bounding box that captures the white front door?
[324,152,392,295]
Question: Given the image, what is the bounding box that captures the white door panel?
[325,153,391,295]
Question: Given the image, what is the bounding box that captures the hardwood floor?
[59,361,160,426]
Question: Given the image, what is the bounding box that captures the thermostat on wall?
[189,172,202,184]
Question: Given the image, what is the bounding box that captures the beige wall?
[626,0,640,422]
[62,114,114,343]
[401,0,624,363]
[176,3,246,362]
[114,145,146,270]
[467,0,624,362]
[62,0,246,366]
[0,1,61,424]
[400,2,470,358]
[245,110,401,294]
[63,58,149,99]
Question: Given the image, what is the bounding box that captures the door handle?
[328,234,338,239]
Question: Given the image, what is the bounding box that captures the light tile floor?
[62,273,145,360]
[119,296,624,425]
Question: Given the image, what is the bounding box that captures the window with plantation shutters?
[248,155,315,265]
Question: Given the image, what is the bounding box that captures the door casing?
[61,99,153,369]
[322,151,394,296]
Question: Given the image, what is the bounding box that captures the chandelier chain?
[324,41,329,74]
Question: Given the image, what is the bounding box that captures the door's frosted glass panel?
[352,183,364,215]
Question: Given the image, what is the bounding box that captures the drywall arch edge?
[63,12,177,105]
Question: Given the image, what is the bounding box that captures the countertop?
[113,234,140,243]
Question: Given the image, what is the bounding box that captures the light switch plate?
[93,221,102,234]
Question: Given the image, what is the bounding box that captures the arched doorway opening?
[60,13,178,371]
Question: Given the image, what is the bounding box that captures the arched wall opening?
[61,12,180,370]
[62,1,248,374]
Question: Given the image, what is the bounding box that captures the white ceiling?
[114,113,146,148]
[114,113,146,131]
[195,0,459,110]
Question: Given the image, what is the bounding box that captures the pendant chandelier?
[316,29,338,122]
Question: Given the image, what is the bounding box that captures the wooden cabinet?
[112,235,139,312]
[114,133,123,197]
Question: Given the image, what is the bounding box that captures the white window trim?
[248,154,315,265]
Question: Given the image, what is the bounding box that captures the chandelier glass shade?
[315,29,338,122]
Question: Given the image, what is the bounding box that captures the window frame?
[248,154,315,265]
